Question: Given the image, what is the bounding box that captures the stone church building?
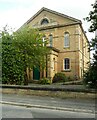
[22,7,90,80]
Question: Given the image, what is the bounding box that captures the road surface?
[1,93,96,119]
[2,104,95,118]
[2,93,96,112]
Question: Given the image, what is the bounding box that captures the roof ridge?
[42,7,81,22]
[26,7,81,24]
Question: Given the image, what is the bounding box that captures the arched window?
[41,18,49,25]
[49,34,53,47]
[64,32,70,48]
[42,35,46,46]
[64,58,70,70]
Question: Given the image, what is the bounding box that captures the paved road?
[2,93,96,113]
[2,104,95,118]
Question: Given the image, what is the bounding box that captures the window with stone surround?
[42,35,46,46]
[49,34,53,47]
[41,18,49,25]
[64,58,70,70]
[64,32,70,48]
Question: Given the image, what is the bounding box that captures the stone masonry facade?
[22,7,90,80]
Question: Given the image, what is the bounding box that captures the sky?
[0,0,95,42]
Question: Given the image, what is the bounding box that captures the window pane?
[64,58,70,70]
[49,35,53,47]
[64,33,69,47]
[41,19,49,25]
[42,36,46,46]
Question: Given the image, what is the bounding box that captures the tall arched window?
[41,18,49,25]
[49,34,53,47]
[64,58,70,70]
[42,35,46,46]
[64,32,70,48]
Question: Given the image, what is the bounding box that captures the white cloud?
[0,6,33,30]
[0,0,33,4]
[0,0,95,39]
[0,0,95,59]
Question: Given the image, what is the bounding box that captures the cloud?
[0,0,95,36]
[0,0,33,4]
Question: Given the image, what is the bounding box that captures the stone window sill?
[61,69,71,72]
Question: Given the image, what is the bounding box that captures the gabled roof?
[26,7,81,25]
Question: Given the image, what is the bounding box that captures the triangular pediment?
[24,7,81,28]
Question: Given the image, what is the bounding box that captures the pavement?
[28,84,86,90]
[1,83,96,93]
[0,83,97,116]
[1,83,87,90]
[1,93,96,114]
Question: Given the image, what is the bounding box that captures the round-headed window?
[41,18,49,25]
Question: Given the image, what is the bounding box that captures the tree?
[13,26,49,85]
[2,26,25,85]
[2,26,49,85]
[83,0,97,88]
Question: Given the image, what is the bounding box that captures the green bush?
[39,78,51,85]
[52,73,66,83]
[66,76,75,81]
[83,67,97,88]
